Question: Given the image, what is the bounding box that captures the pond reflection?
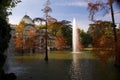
[4,51,120,80]
[69,53,94,80]
[93,51,114,63]
[69,53,82,80]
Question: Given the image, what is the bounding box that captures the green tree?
[0,0,21,79]
[0,18,11,55]
[48,20,71,36]
[61,25,72,48]
[80,30,92,48]
[48,20,71,50]
[48,21,63,36]
[0,0,21,19]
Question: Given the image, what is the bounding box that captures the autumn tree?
[88,20,114,49]
[54,25,66,50]
[87,0,120,66]
[50,20,71,50]
[61,25,72,49]
[87,0,117,42]
[14,20,25,53]
[14,20,39,53]
[27,27,39,53]
[55,35,66,50]
[87,0,117,21]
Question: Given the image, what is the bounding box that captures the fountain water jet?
[72,18,80,53]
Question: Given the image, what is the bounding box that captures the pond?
[4,51,120,80]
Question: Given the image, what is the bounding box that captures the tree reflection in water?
[93,51,114,63]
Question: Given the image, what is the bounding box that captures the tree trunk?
[115,42,120,67]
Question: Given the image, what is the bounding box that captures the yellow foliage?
[16,20,25,32]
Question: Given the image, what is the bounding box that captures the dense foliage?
[80,30,92,48]
[61,25,72,48]
[0,18,11,54]
[88,21,114,48]
[0,0,21,19]
[0,0,21,53]
[0,0,21,79]
[14,20,39,53]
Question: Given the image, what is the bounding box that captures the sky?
[9,0,120,32]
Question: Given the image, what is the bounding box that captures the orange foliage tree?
[55,35,66,50]
[89,21,114,49]
[14,21,25,51]
[14,20,39,53]
[26,27,39,49]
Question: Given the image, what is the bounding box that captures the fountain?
[72,18,80,53]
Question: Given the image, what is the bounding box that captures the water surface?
[4,51,120,80]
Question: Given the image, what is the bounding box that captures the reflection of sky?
[9,0,120,32]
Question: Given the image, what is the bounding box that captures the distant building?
[11,15,55,53]
[22,15,34,25]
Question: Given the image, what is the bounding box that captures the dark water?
[4,51,120,80]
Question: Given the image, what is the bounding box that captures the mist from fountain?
[72,18,80,53]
